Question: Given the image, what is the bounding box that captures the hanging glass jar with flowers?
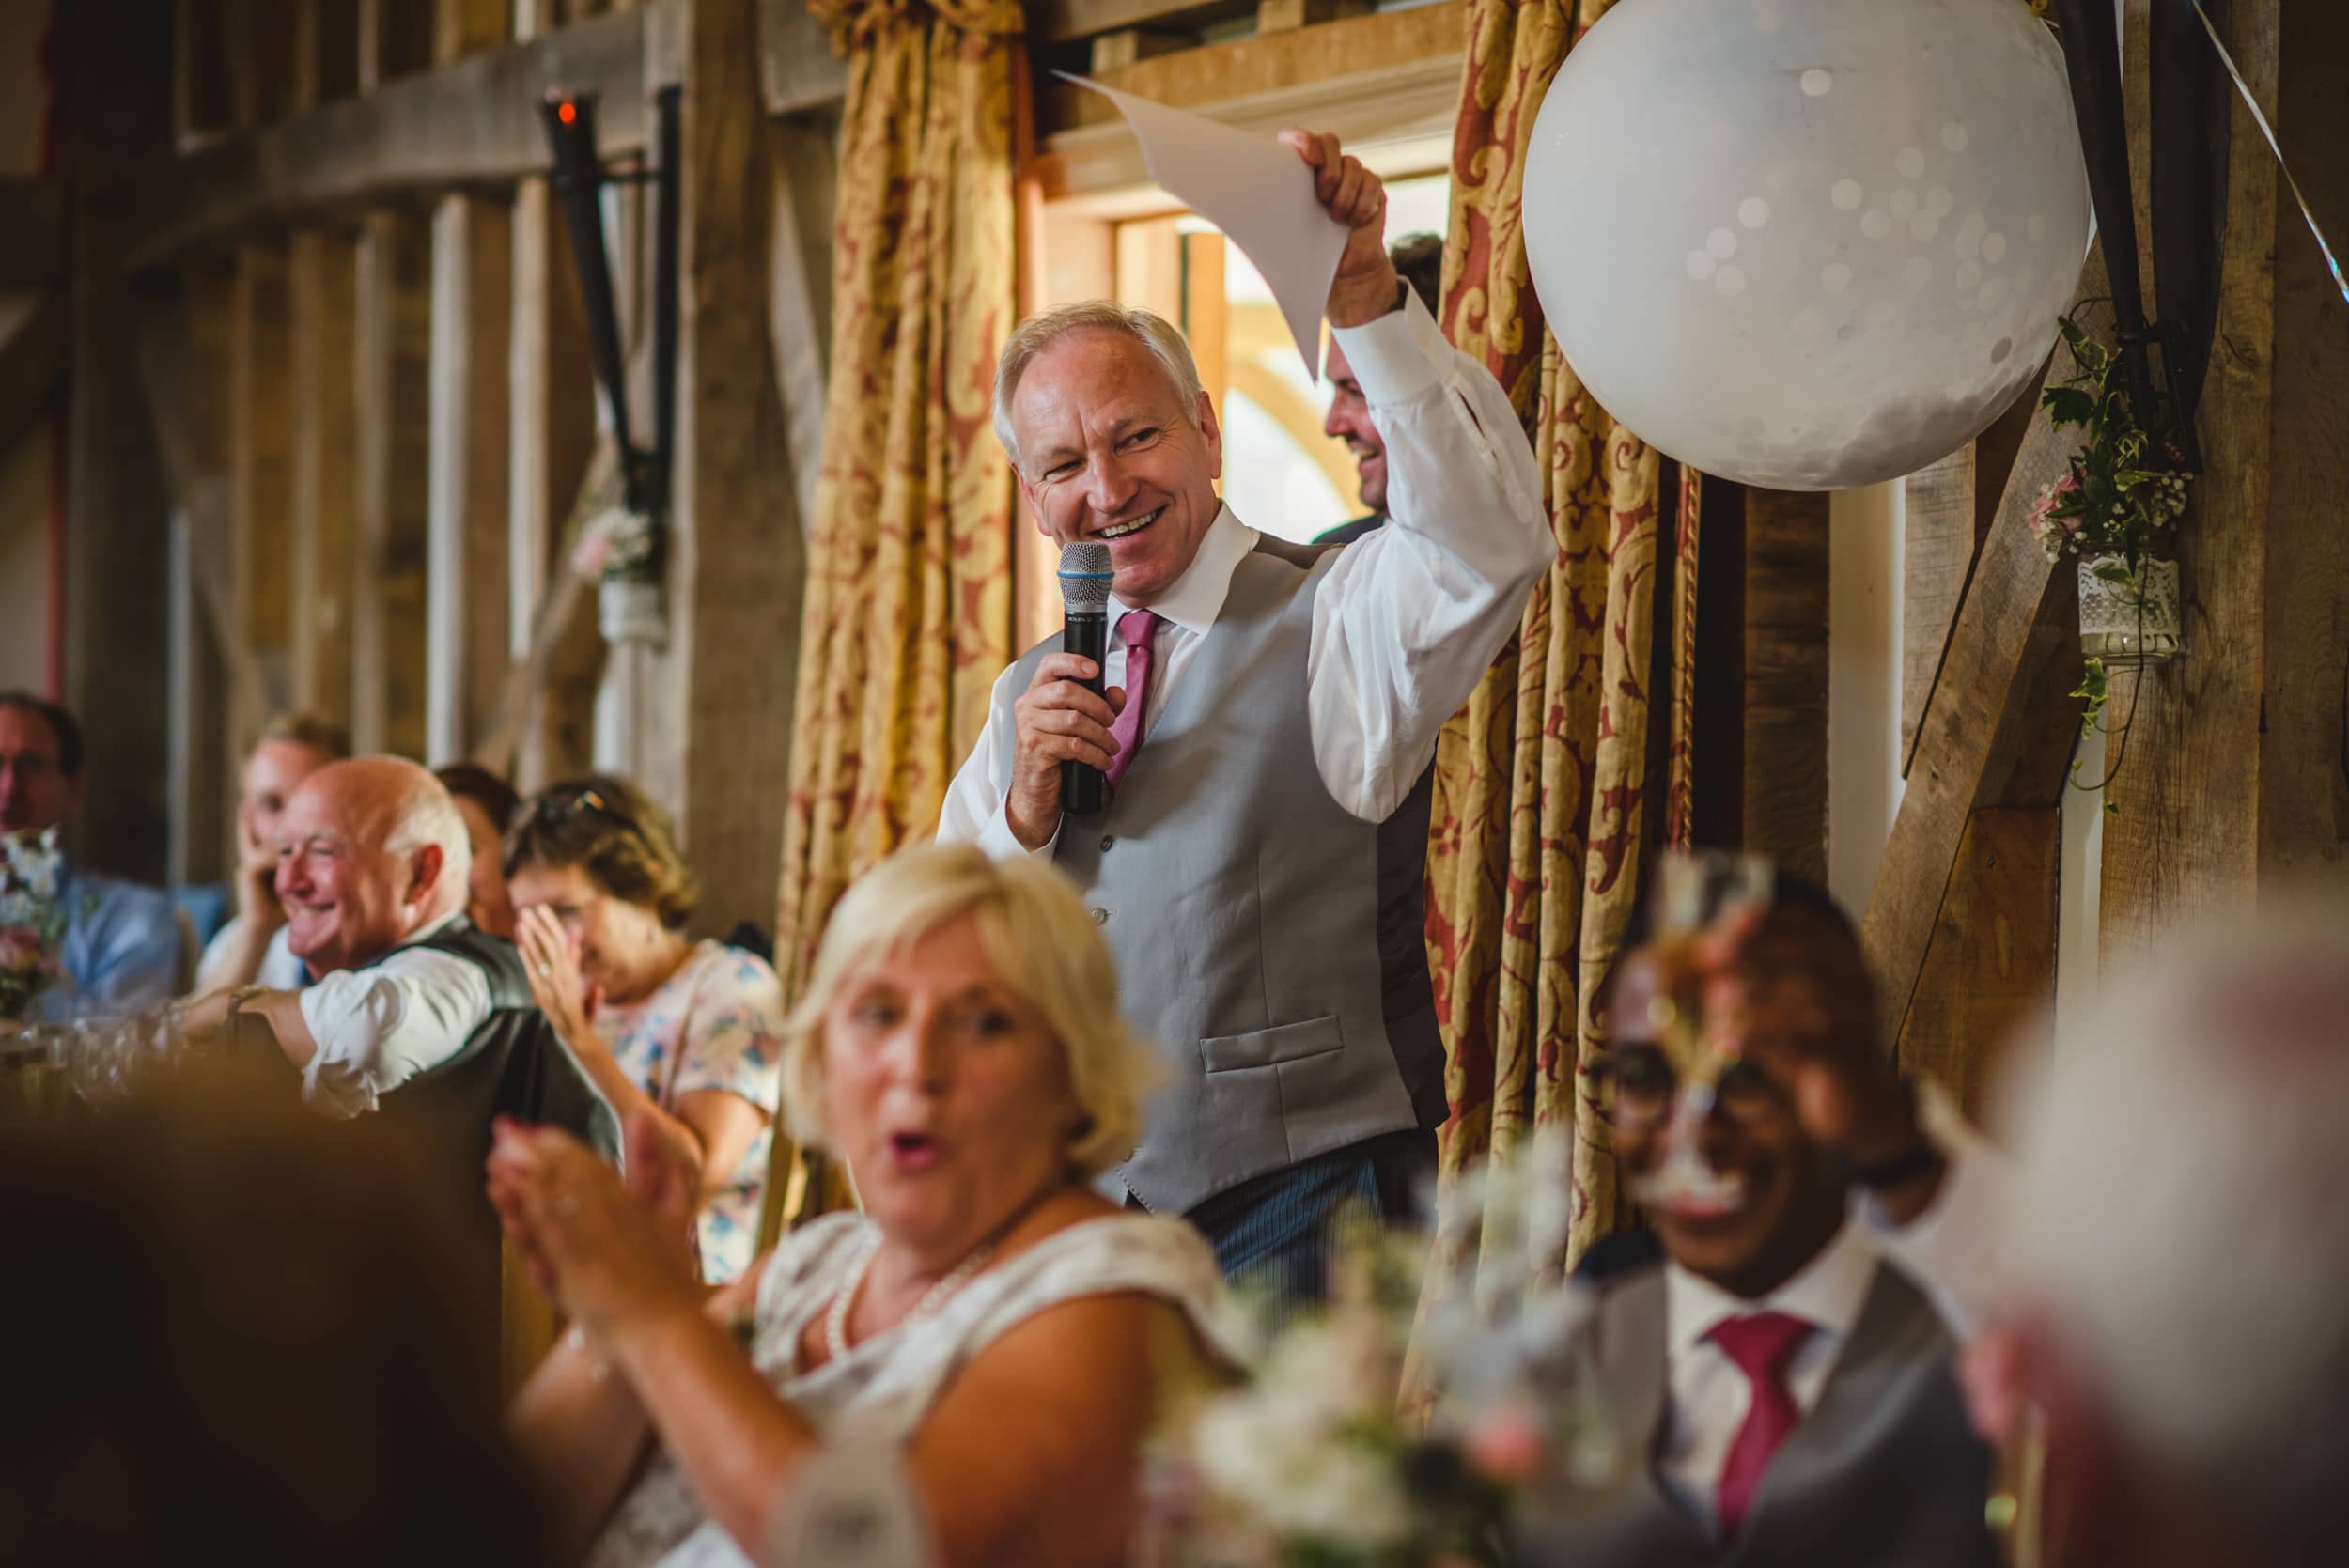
[2030,314,2192,666]
[2028,313,2194,803]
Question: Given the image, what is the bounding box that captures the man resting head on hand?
[181,757,486,1117]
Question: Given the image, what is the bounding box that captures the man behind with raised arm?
[939,129,1549,1305]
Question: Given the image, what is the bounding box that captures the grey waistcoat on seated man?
[1001,536,1447,1216]
[1514,1261,2003,1568]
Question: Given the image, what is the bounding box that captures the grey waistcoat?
[1515,1260,2002,1568]
[1002,537,1447,1214]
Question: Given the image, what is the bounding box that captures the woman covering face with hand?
[506,777,785,1283]
[490,843,1239,1568]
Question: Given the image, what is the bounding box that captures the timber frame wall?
[21,0,2341,1080]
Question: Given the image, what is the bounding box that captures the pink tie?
[1104,608,1161,792]
[1708,1311,1814,1540]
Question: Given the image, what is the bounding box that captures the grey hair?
[991,301,1206,476]
[378,762,473,906]
[2001,890,2349,1563]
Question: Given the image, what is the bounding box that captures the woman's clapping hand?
[488,1110,706,1343]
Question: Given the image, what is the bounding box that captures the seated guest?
[178,756,619,1338]
[0,1077,559,1568]
[504,776,786,1282]
[194,711,349,993]
[179,756,502,1114]
[1968,900,2349,1568]
[437,762,522,940]
[1515,878,2008,1567]
[492,843,1238,1568]
[0,691,179,1022]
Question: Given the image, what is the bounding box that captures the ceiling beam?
[0,294,67,448]
[106,8,647,277]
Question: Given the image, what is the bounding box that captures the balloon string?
[2193,0,2349,307]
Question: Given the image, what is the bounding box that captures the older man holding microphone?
[939,127,1549,1308]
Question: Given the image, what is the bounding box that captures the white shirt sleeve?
[1853,1086,2017,1341]
[293,946,494,1119]
[1306,290,1553,821]
[936,660,1059,860]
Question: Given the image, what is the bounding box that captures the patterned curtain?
[1424,0,1689,1276]
[774,0,1022,991]
[768,0,1023,1234]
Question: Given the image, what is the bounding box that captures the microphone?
[1058,540,1114,817]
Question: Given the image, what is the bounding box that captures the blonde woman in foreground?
[491,843,1239,1568]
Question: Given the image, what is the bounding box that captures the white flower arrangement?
[569,506,660,583]
[1143,1137,1621,1568]
[0,828,69,1020]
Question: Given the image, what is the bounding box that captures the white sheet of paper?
[1058,72,1348,380]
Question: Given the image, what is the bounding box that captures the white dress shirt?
[196,915,308,992]
[1657,1099,2015,1522]
[937,290,1550,853]
[293,911,492,1118]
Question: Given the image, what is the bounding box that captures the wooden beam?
[426,195,514,764]
[0,179,63,289]
[1033,5,1464,199]
[1742,489,1831,881]
[754,0,848,116]
[436,0,513,60]
[508,171,602,789]
[230,241,296,749]
[0,296,67,448]
[652,0,805,937]
[767,112,835,535]
[111,10,647,278]
[1043,2,1461,131]
[1893,807,2059,1119]
[1901,444,1975,773]
[1901,384,2044,774]
[1031,0,1249,44]
[1859,255,2107,1044]
[296,0,363,110]
[352,211,434,761]
[2101,0,2349,954]
[289,231,360,730]
[360,0,439,90]
[143,266,240,887]
[62,0,179,884]
[1256,0,1372,35]
[177,0,241,143]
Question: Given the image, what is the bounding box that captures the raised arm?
[1278,129,1552,824]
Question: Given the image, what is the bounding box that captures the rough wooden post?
[289,230,361,731]
[229,241,296,748]
[352,211,434,761]
[2099,0,2349,955]
[59,1,178,882]
[423,0,515,765]
[646,0,804,938]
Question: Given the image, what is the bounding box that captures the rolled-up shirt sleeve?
[294,948,492,1118]
[1308,290,1553,822]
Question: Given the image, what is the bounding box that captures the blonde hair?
[259,711,350,760]
[781,844,1158,1179]
[991,301,1206,477]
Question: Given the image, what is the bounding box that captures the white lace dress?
[583,1210,1238,1568]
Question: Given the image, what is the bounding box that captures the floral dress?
[592,939,786,1283]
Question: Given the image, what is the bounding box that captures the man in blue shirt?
[0,692,179,1022]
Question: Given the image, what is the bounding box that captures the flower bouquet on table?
[0,827,68,1022]
[1139,1140,1622,1568]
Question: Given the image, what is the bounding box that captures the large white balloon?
[1523,0,2090,491]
